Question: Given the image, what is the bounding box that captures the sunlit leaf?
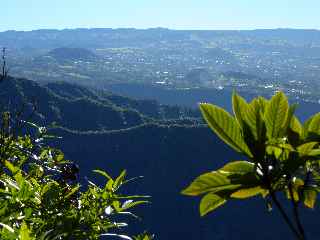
[200,193,226,216]
[297,142,318,157]
[199,103,252,157]
[231,186,267,199]
[93,169,113,180]
[232,92,248,127]
[308,113,320,135]
[264,91,289,139]
[218,161,254,174]
[302,187,317,209]
[181,171,240,196]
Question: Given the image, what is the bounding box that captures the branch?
[269,190,303,240]
[288,181,307,240]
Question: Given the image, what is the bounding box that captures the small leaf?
[200,193,226,216]
[4,160,19,175]
[114,170,127,189]
[93,169,113,180]
[65,184,80,199]
[121,200,149,211]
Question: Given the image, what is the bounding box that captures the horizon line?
[1,27,320,33]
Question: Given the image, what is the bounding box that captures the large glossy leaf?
[264,91,289,139]
[219,161,255,174]
[199,103,252,157]
[308,113,320,135]
[181,171,240,196]
[200,193,226,216]
[231,186,267,199]
[297,142,318,157]
[302,116,314,139]
[232,92,248,127]
[248,100,262,140]
[290,116,303,136]
[233,93,262,141]
[288,116,303,146]
[280,104,297,136]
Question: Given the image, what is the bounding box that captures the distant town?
[2,28,320,103]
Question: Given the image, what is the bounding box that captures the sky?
[2,0,320,32]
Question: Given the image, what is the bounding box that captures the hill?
[0,76,200,132]
[45,47,98,62]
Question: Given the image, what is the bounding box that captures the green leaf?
[93,169,113,181]
[308,113,320,135]
[231,186,267,199]
[297,142,318,157]
[246,98,266,141]
[65,184,80,199]
[290,116,303,136]
[121,200,149,211]
[200,193,226,216]
[302,116,314,139]
[4,161,19,175]
[233,93,264,142]
[19,222,31,240]
[199,103,252,157]
[181,171,240,196]
[308,149,320,157]
[114,170,127,190]
[288,116,303,146]
[281,104,297,133]
[286,178,304,202]
[302,187,317,209]
[232,92,248,127]
[264,91,289,139]
[218,161,254,174]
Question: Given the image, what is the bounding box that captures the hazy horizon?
[1,27,320,33]
[3,0,320,32]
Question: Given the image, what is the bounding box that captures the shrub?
[0,112,151,239]
[182,91,320,240]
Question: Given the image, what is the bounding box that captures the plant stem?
[270,191,303,240]
[288,182,306,240]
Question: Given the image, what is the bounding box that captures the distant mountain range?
[2,76,320,239]
[2,28,320,49]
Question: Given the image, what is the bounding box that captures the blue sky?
[2,0,320,31]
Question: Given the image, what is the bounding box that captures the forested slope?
[2,76,319,239]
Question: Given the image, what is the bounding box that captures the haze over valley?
[3,28,320,103]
